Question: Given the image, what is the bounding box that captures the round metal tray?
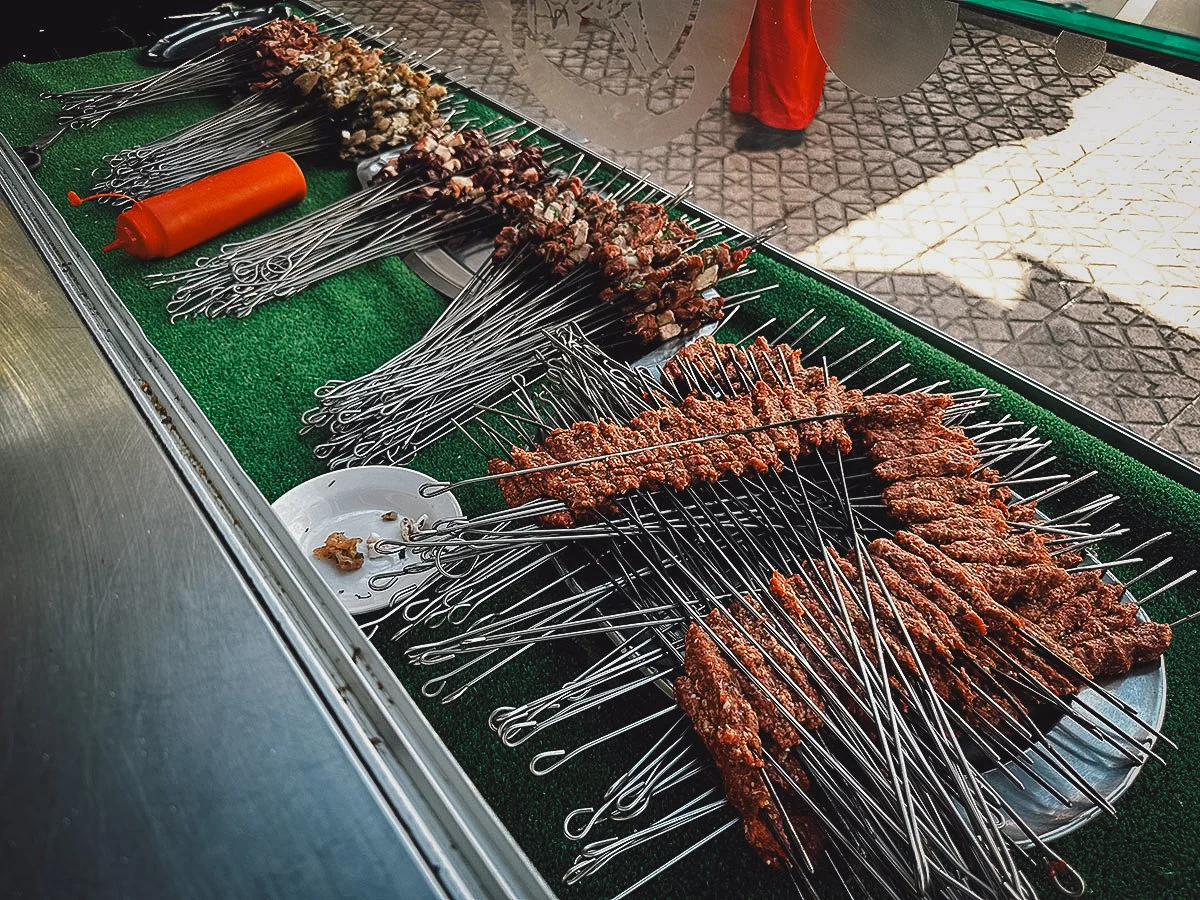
[579,339,1167,843]
[984,589,1165,843]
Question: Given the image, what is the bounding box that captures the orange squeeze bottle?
[68,151,307,260]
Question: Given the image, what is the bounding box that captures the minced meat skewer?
[662,347,1177,873]
[707,608,811,750]
[768,572,858,702]
[854,383,1174,684]
[1073,620,1172,677]
[663,337,862,453]
[893,532,1088,698]
[769,568,924,726]
[674,623,797,868]
[867,544,1048,726]
[825,552,927,672]
[854,392,961,437]
[828,551,976,707]
[489,382,855,520]
[732,595,825,730]
[1022,576,1173,676]
[807,559,915,702]
[666,336,839,397]
[764,758,826,862]
[882,475,1010,507]
[937,531,1060,568]
[868,538,1047,710]
[867,434,974,462]
[876,463,1172,685]
[874,447,978,480]
[884,496,1008,525]
[911,513,1011,544]
[864,553,1000,721]
[665,335,800,391]
[966,562,1071,607]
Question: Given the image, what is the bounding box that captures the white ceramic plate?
[272,466,462,615]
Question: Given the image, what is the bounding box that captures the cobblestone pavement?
[333,0,1200,463]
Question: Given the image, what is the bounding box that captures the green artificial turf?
[4,48,1200,900]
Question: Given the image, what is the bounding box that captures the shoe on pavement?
[735,122,806,152]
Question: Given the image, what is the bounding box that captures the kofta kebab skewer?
[417,482,1099,897]
[652,352,1176,710]
[643,458,1156,763]
[667,496,1113,897]
[414,343,952,521]
[91,29,454,201]
[384,348,1016,590]
[693,469,1119,811]
[400,331,1171,681]
[412,549,1132,888]
[417,376,1156,729]
[400,355,1123,696]
[623,496,1051,896]
[373,327,1188,899]
[561,494,1142,897]
[300,175,766,467]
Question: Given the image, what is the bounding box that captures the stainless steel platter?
[577,347,1167,846]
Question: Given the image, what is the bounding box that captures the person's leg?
[729,35,752,116]
[736,0,827,151]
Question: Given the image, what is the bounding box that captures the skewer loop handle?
[529,749,570,777]
[488,706,516,732]
[1050,860,1086,897]
[562,803,607,839]
[419,481,453,498]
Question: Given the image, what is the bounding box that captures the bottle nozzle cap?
[68,189,139,207]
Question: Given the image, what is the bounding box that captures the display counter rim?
[0,130,558,900]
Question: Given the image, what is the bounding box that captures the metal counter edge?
[0,132,558,900]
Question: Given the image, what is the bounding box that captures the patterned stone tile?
[991,288,1200,436]
[1153,400,1200,460]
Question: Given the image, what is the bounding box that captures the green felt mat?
[4,48,1200,900]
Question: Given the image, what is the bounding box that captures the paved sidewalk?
[335,0,1200,462]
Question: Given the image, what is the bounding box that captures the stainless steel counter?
[0,143,551,900]
[0,186,450,900]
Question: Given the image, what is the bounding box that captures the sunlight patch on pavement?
[799,66,1200,332]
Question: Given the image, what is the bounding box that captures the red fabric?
[730,0,827,130]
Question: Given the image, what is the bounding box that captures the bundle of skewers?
[47,15,325,130]
[299,169,770,469]
[357,323,1194,900]
[90,23,453,200]
[147,120,557,319]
